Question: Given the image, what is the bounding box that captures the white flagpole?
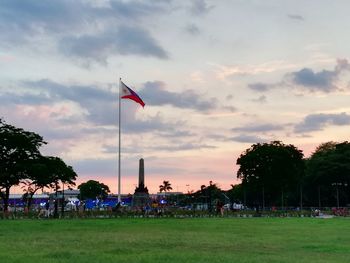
[118,77,122,203]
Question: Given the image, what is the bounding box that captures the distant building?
[155,192,183,197]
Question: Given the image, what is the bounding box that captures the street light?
[332,182,348,208]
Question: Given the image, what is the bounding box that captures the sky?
[1,0,350,195]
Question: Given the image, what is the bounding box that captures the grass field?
[0,218,349,263]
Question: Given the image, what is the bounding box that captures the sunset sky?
[2,0,350,194]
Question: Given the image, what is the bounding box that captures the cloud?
[287,14,304,21]
[288,59,350,92]
[59,26,169,64]
[150,143,216,152]
[248,82,273,92]
[229,134,267,143]
[0,0,171,62]
[251,95,267,103]
[190,0,214,15]
[1,79,197,139]
[246,59,350,94]
[294,112,350,133]
[185,23,200,35]
[0,0,84,40]
[213,60,297,80]
[18,79,117,125]
[0,0,171,36]
[140,81,218,111]
[232,124,284,133]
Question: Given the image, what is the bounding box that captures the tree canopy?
[304,141,350,206]
[0,119,77,212]
[236,141,304,206]
[78,180,110,200]
[0,119,46,211]
[159,180,172,193]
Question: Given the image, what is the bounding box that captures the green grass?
[0,218,349,263]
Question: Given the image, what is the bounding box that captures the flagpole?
[118,77,121,203]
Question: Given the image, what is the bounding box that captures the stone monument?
[133,158,150,207]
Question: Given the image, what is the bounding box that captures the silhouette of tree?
[159,180,173,193]
[78,180,110,200]
[236,141,304,208]
[0,119,46,212]
[305,141,350,207]
[21,156,77,209]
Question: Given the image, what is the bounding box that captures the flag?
[120,81,145,107]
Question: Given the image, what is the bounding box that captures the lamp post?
[61,182,65,217]
[54,182,58,218]
[318,185,321,209]
[332,182,348,208]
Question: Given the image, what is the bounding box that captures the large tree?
[236,141,304,207]
[0,119,46,211]
[78,180,110,200]
[305,141,350,207]
[21,156,77,210]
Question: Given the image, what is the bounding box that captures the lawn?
[0,218,349,263]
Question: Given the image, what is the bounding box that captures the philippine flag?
[120,81,145,108]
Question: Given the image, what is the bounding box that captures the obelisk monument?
[139,158,145,188]
[133,158,149,206]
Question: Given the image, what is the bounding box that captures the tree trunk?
[262,185,265,211]
[3,187,10,212]
[27,192,35,211]
[300,185,303,211]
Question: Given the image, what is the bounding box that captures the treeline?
[0,119,77,212]
[170,141,350,210]
[231,141,350,208]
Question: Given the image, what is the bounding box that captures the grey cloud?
[59,26,168,64]
[0,0,171,36]
[0,0,171,61]
[226,95,233,101]
[222,106,237,112]
[124,113,185,134]
[247,59,350,94]
[0,0,84,35]
[151,143,216,152]
[3,79,191,137]
[252,95,267,103]
[158,130,196,138]
[291,68,336,91]
[232,124,284,133]
[229,134,267,143]
[288,59,350,92]
[294,112,350,133]
[185,23,200,35]
[140,81,218,111]
[190,0,214,15]
[70,158,117,176]
[248,83,273,92]
[288,14,304,21]
[21,79,118,125]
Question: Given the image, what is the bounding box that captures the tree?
[21,156,77,210]
[194,181,223,211]
[45,157,77,218]
[21,157,52,209]
[0,119,46,211]
[236,141,304,208]
[78,180,110,200]
[159,180,173,194]
[305,141,350,207]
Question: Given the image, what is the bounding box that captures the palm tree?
[159,180,173,195]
